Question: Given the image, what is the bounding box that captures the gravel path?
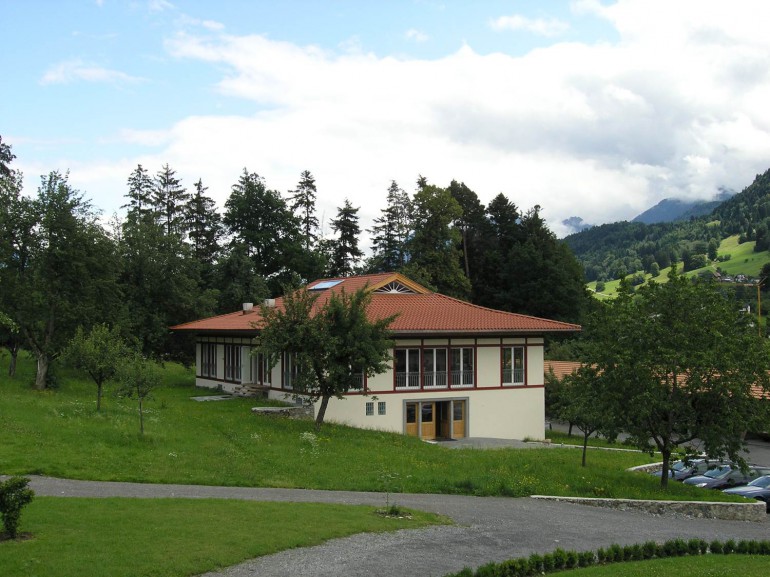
[19,475,770,577]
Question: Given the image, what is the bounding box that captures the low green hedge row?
[445,539,770,577]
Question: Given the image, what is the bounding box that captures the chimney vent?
[242,302,254,314]
[264,298,276,308]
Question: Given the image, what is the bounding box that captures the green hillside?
[588,234,770,300]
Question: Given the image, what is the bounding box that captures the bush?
[527,553,543,574]
[552,548,567,570]
[564,550,579,569]
[724,539,737,554]
[578,550,595,567]
[0,476,35,539]
[642,541,658,559]
[710,540,724,554]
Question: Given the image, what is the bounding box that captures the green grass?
[555,555,770,576]
[0,353,748,502]
[545,430,636,450]
[2,497,444,577]
[588,235,770,299]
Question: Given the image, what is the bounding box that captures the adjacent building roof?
[171,272,582,337]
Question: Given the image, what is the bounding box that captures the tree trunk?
[315,395,330,431]
[582,431,590,467]
[659,448,671,490]
[139,396,145,435]
[96,382,103,412]
[7,343,18,377]
[34,353,49,390]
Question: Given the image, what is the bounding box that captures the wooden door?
[420,402,436,439]
[405,402,418,437]
[452,400,466,439]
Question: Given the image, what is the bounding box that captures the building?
[171,272,581,440]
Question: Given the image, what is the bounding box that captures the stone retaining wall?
[251,406,313,419]
[531,495,767,522]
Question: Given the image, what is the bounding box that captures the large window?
[502,346,525,385]
[422,348,447,388]
[395,348,420,388]
[201,343,217,378]
[283,352,300,390]
[253,352,272,385]
[450,347,474,387]
[224,344,242,382]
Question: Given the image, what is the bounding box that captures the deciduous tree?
[586,269,770,488]
[258,285,396,430]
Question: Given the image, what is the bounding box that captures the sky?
[3,0,770,238]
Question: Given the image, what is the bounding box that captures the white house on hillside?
[172,272,581,440]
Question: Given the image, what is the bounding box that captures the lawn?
[0,353,748,503]
[1,497,444,577]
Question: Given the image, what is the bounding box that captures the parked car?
[650,458,721,481]
[683,465,770,489]
[723,475,770,512]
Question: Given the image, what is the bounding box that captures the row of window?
[365,401,387,416]
[200,344,527,387]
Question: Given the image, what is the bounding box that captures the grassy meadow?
[1,497,444,577]
[545,555,770,577]
[588,234,770,299]
[0,352,747,503]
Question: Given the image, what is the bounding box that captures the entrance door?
[452,400,466,439]
[405,402,418,437]
[420,402,436,439]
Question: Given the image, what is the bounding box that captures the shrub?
[0,476,35,539]
[710,540,724,554]
[578,550,595,567]
[541,552,555,571]
[608,543,623,562]
[642,541,658,559]
[527,553,543,574]
[596,547,608,563]
[564,550,579,569]
[552,548,567,570]
[724,539,737,554]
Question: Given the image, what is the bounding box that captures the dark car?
[683,465,770,490]
[651,458,721,481]
[723,475,770,512]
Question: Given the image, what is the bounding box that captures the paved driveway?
[24,476,769,577]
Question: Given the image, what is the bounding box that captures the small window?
[365,401,374,416]
[453,401,464,421]
[421,403,433,423]
[378,401,386,415]
[406,403,417,424]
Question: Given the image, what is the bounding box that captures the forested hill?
[564,167,770,282]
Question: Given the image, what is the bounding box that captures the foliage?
[64,323,132,411]
[3,171,122,389]
[0,476,34,539]
[327,198,363,277]
[368,180,412,272]
[584,268,770,487]
[117,354,163,435]
[258,285,396,430]
[444,539,770,577]
[289,169,319,251]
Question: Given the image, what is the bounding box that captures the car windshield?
[703,465,731,479]
[671,461,688,472]
[747,475,770,489]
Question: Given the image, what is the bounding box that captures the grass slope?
[0,353,746,503]
[2,497,444,577]
[554,555,770,577]
[588,234,770,299]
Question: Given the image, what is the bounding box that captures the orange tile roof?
[545,361,582,380]
[171,273,582,336]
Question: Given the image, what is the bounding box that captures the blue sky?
[3,0,770,237]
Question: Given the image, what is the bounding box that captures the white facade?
[192,335,546,441]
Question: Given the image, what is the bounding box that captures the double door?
[405,400,466,440]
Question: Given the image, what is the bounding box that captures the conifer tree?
[328,199,363,277]
[289,170,319,251]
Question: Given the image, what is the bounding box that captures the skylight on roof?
[309,280,342,291]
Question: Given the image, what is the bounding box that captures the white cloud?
[40,60,144,85]
[489,14,569,37]
[148,0,174,13]
[58,0,770,240]
[405,28,429,43]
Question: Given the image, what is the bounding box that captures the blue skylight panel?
[309,280,342,291]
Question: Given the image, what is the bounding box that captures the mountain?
[561,216,593,235]
[563,174,767,283]
[632,189,735,224]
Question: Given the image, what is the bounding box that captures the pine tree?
[328,199,363,277]
[369,180,412,272]
[123,164,155,218]
[153,164,189,237]
[289,170,319,250]
[185,179,222,284]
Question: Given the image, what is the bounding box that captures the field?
[0,353,747,503]
[588,235,770,299]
